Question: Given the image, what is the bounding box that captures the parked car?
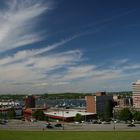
[102,121,111,124]
[127,124,135,127]
[92,120,99,124]
[54,123,62,127]
[0,119,7,125]
[46,124,54,129]
[74,121,80,124]
[113,120,120,123]
[0,121,6,125]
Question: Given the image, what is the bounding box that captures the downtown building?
[132,80,140,108]
[85,92,113,114]
[24,95,36,108]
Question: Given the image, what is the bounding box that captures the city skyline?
[0,0,140,94]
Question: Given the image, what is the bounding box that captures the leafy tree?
[97,113,104,121]
[0,112,4,119]
[133,111,140,121]
[119,108,132,122]
[7,108,16,119]
[74,113,84,123]
[32,110,45,121]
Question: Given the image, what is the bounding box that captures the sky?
[0,0,140,94]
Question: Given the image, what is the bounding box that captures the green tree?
[0,112,4,119]
[74,113,84,123]
[133,111,140,121]
[119,108,132,122]
[7,108,16,119]
[97,113,104,121]
[32,110,45,121]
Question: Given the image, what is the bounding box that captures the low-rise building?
[113,95,133,107]
[23,107,48,121]
[44,109,96,122]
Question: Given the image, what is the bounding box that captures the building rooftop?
[133,80,140,84]
[44,110,95,118]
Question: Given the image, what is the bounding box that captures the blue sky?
[0,0,140,94]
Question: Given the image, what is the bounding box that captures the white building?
[132,80,140,108]
[44,109,96,122]
[0,101,20,107]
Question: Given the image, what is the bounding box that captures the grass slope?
[0,131,140,140]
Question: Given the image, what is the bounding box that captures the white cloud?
[121,64,140,71]
[0,0,49,52]
[33,83,49,87]
[0,47,140,93]
[0,47,83,86]
[58,65,96,81]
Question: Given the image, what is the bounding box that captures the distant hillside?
[0,91,132,100]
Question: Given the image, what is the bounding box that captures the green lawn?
[0,131,140,140]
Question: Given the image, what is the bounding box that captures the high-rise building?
[25,95,35,108]
[132,80,140,108]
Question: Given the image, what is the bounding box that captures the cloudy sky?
[0,0,140,94]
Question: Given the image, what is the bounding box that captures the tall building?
[86,96,96,113]
[85,92,113,114]
[132,80,140,108]
[25,95,35,108]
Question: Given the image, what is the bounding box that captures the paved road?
[1,120,140,131]
[64,123,140,131]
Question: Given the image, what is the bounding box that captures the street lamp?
[113,109,115,131]
[62,108,64,130]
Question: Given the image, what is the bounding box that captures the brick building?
[25,95,35,108]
